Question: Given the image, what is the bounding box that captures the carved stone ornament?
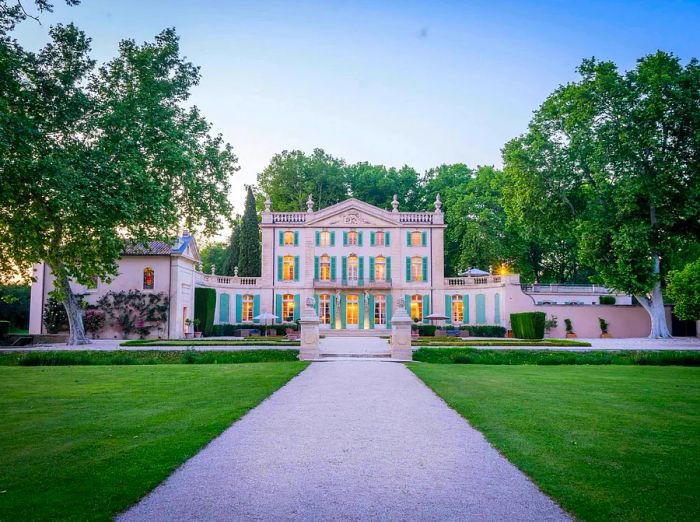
[343,211,369,225]
[396,297,405,308]
[305,297,315,308]
[391,194,399,213]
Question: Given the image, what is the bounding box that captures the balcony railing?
[445,276,503,287]
[272,212,307,224]
[399,212,433,224]
[313,278,392,288]
[196,273,261,287]
[521,283,613,295]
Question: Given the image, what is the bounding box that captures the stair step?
[320,353,391,358]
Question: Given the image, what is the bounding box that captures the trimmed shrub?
[211,323,298,336]
[414,324,437,336]
[0,320,9,336]
[564,318,574,333]
[599,295,616,305]
[465,325,507,337]
[510,312,546,339]
[194,288,216,336]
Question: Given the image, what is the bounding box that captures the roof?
[121,234,195,256]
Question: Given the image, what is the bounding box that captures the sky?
[13,0,700,219]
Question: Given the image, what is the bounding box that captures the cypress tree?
[237,187,261,277]
[220,218,241,276]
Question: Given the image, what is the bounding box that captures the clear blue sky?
[14,0,700,214]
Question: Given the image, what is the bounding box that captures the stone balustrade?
[445,276,503,287]
[196,273,261,287]
[272,212,307,224]
[399,212,433,224]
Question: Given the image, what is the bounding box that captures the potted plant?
[192,318,202,338]
[184,318,194,339]
[564,318,577,338]
[599,317,611,338]
[544,315,558,338]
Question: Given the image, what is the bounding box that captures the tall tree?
[220,217,242,276]
[666,259,700,321]
[346,163,421,210]
[0,22,237,343]
[238,187,261,277]
[502,52,700,337]
[199,242,228,275]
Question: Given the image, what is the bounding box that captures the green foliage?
[194,288,216,336]
[83,309,106,337]
[464,324,507,337]
[0,320,9,336]
[564,318,574,333]
[599,317,609,334]
[667,259,700,320]
[121,339,300,347]
[0,285,30,329]
[413,324,437,336]
[510,312,546,339]
[413,339,590,347]
[346,162,422,210]
[238,187,261,277]
[220,217,242,276]
[599,295,616,305]
[211,323,298,336]
[96,290,169,339]
[42,296,70,333]
[544,315,558,332]
[199,242,229,275]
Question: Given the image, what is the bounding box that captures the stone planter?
[565,332,577,338]
[194,331,202,338]
[600,333,612,338]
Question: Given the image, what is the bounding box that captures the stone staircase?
[322,329,390,337]
[319,336,391,359]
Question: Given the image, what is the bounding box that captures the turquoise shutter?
[405,257,411,282]
[369,257,375,282]
[463,294,470,324]
[219,293,230,323]
[495,293,501,324]
[280,231,285,246]
[276,294,283,321]
[370,232,375,246]
[422,256,428,282]
[314,256,319,280]
[294,231,299,246]
[314,294,319,314]
[253,295,260,323]
[359,256,364,282]
[386,257,391,281]
[476,294,486,324]
[315,231,320,246]
[385,232,390,246]
[294,256,300,281]
[358,231,363,246]
[405,295,411,315]
[368,295,375,329]
[445,295,452,324]
[340,295,347,328]
[331,257,337,280]
[293,294,300,321]
[343,231,348,246]
[330,231,336,246]
[406,231,411,246]
[342,256,347,281]
[277,256,283,281]
[386,295,393,328]
[423,294,430,324]
[358,296,364,330]
[422,231,427,246]
[235,294,242,323]
[330,296,336,329]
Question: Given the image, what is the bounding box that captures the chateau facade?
[30,196,655,339]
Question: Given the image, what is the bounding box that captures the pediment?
[305,199,400,227]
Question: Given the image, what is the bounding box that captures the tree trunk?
[635,257,672,339]
[60,274,90,345]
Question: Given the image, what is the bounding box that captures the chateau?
[29,196,654,339]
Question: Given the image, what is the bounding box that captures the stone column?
[299,297,321,360]
[390,298,413,361]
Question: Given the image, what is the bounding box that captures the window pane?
[283,256,295,280]
[411,257,422,281]
[410,295,423,321]
[320,231,330,246]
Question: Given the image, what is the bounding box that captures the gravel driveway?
[118,361,569,521]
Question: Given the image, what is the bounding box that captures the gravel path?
[118,361,569,521]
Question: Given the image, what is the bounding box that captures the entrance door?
[346,294,359,328]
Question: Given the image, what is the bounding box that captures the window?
[411,256,423,281]
[319,294,331,325]
[411,231,422,246]
[320,255,331,281]
[347,230,358,246]
[320,231,331,246]
[375,231,385,246]
[347,254,358,280]
[242,295,254,322]
[410,295,423,322]
[374,294,386,326]
[346,294,359,325]
[282,294,295,322]
[452,295,464,323]
[283,255,295,281]
[143,267,154,290]
[375,256,386,281]
[283,231,295,246]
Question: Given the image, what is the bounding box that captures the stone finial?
[489,265,493,275]
[211,264,216,275]
[306,194,314,213]
[391,194,399,213]
[234,266,239,277]
[263,195,271,212]
[434,193,442,214]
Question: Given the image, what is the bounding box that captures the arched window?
[320,231,331,246]
[411,256,423,281]
[282,294,295,322]
[143,267,154,290]
[283,255,295,281]
[452,295,464,323]
[347,254,358,280]
[242,295,254,322]
[347,230,358,246]
[411,231,422,246]
[319,294,331,324]
[374,294,386,326]
[320,254,331,281]
[283,231,295,245]
[375,256,386,282]
[410,295,423,321]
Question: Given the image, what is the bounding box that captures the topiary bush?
[194,288,216,336]
[599,295,616,305]
[510,312,546,339]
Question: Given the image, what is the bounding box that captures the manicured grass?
[0,349,300,366]
[410,364,700,521]
[0,362,308,521]
[413,347,700,365]
[413,338,591,347]
[121,338,299,346]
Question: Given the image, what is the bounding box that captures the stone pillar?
[390,298,413,361]
[299,297,321,360]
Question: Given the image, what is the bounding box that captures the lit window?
[374,294,386,325]
[320,231,331,246]
[411,256,423,281]
[346,294,359,325]
[411,231,422,246]
[375,256,386,281]
[283,231,295,246]
[282,294,295,322]
[242,295,254,322]
[283,256,295,281]
[452,295,464,323]
[320,255,331,281]
[375,231,385,246]
[143,267,154,290]
[347,254,358,280]
[319,294,331,325]
[410,295,423,321]
[348,230,358,246]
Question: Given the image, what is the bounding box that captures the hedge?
[599,295,616,305]
[510,312,546,339]
[194,288,216,336]
[0,320,9,336]
[412,324,437,336]
[211,323,299,336]
[461,325,507,337]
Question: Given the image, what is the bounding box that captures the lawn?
[0,362,308,521]
[121,338,300,346]
[410,364,700,521]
